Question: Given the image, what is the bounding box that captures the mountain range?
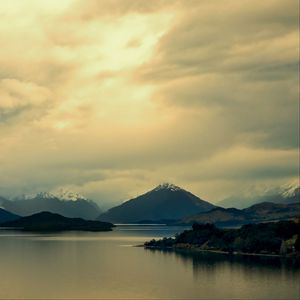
[218,182,300,208]
[179,202,300,226]
[98,183,215,223]
[0,182,299,226]
[0,191,102,220]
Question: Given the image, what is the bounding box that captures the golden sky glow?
[0,0,298,207]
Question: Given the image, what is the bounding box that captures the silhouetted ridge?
[1,211,114,232]
[0,208,20,223]
[179,202,300,226]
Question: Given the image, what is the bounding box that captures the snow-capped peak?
[14,192,55,201]
[19,190,88,201]
[53,189,87,201]
[154,183,182,192]
[33,192,56,199]
[281,180,300,198]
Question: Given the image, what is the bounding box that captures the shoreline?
[142,245,300,259]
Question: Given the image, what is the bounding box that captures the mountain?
[0,191,102,220]
[179,202,300,226]
[0,208,20,223]
[180,207,250,226]
[218,182,300,209]
[244,202,300,221]
[0,211,114,232]
[98,183,216,223]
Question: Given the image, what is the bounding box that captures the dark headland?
[0,211,114,232]
[144,220,300,258]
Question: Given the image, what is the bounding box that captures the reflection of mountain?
[98,183,215,223]
[0,191,102,220]
[219,182,300,209]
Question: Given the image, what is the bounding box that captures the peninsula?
[0,211,114,232]
[144,221,300,257]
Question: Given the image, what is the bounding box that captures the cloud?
[0,0,298,206]
[65,0,179,20]
[0,79,50,109]
[0,79,51,123]
[135,0,299,150]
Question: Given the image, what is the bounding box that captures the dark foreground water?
[0,225,299,299]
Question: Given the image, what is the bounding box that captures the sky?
[0,0,299,208]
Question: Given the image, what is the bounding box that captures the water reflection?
[0,228,299,299]
[146,248,300,282]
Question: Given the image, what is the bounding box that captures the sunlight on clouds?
[0,0,72,14]
[84,14,173,72]
[0,79,50,110]
[34,10,174,130]
[53,120,71,131]
[0,0,298,205]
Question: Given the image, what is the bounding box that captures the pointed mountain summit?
[98,183,216,223]
[153,183,182,192]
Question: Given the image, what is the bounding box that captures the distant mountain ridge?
[0,191,102,220]
[1,182,298,225]
[218,182,300,209]
[179,202,300,226]
[98,183,216,223]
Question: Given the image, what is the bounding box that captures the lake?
[0,225,299,299]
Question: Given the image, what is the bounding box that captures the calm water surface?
[0,225,299,299]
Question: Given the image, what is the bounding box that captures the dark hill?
[0,208,20,223]
[0,211,114,232]
[180,207,249,226]
[144,221,300,256]
[179,202,300,226]
[244,202,300,221]
[98,183,216,223]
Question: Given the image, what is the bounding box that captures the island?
[144,220,300,257]
[0,211,114,232]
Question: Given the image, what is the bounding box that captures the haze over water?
[0,226,299,299]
